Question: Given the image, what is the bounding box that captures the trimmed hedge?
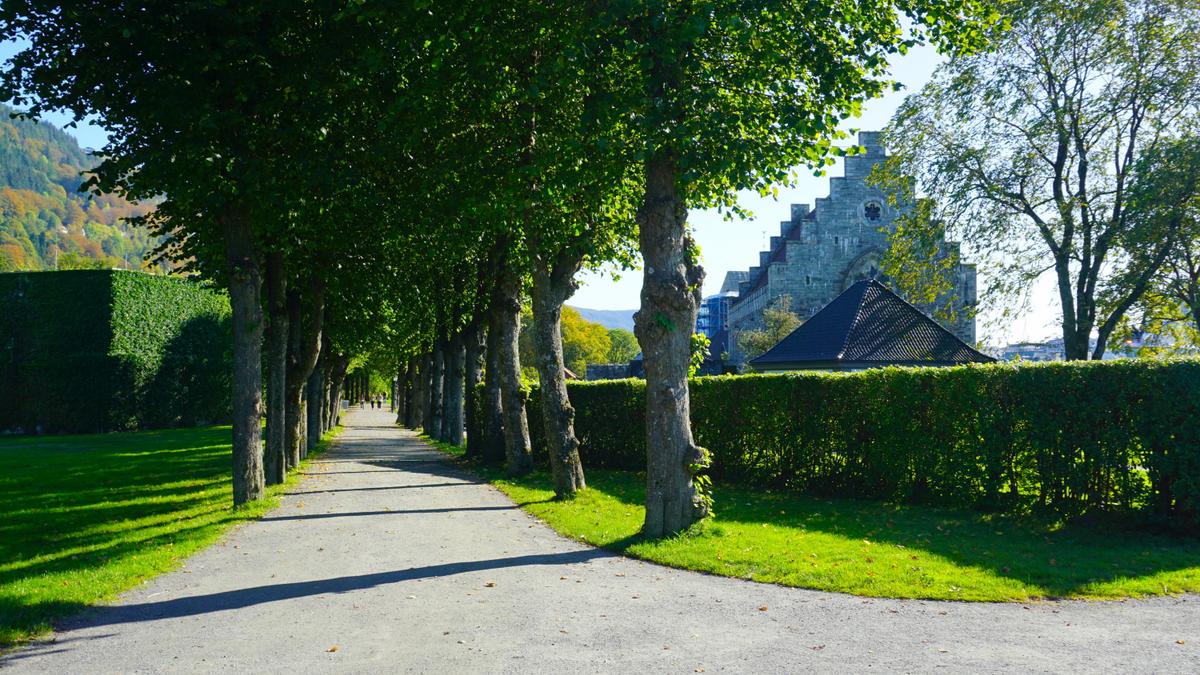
[0,270,232,433]
[506,360,1200,530]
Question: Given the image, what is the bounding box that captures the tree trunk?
[481,318,507,463]
[443,333,466,446]
[222,207,265,507]
[531,262,586,497]
[418,354,433,432]
[316,333,333,434]
[263,252,288,486]
[298,390,308,460]
[396,360,410,425]
[404,357,420,428]
[464,324,486,459]
[429,343,445,440]
[494,270,534,475]
[633,150,709,537]
[285,282,325,468]
[306,355,323,452]
[327,354,349,430]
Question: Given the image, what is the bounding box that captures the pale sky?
[2,38,1061,345]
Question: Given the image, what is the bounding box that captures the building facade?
[726,131,978,365]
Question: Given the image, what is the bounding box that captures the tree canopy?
[2,0,999,526]
[877,0,1200,359]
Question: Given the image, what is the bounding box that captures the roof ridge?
[835,280,875,359]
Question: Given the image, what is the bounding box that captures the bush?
[0,270,232,433]
[495,360,1200,531]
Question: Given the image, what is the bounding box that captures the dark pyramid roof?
[751,279,993,369]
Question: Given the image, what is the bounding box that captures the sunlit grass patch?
[0,425,340,649]
[437,451,1200,602]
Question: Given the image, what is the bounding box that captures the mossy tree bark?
[633,151,708,537]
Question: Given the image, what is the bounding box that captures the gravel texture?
[4,407,1198,673]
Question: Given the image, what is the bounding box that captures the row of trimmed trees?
[2,0,997,536]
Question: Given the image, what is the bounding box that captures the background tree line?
[0,104,160,272]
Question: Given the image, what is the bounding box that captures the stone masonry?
[726,131,977,365]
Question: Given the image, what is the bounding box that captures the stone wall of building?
[727,131,977,365]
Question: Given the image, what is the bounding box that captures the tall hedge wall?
[0,270,232,433]
[503,360,1200,530]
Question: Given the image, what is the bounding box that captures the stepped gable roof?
[750,279,993,369]
[737,210,815,300]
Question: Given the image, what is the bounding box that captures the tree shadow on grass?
[709,486,1200,598]
[0,426,241,648]
[476,464,1200,599]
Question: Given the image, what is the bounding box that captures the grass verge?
[0,424,341,649]
[424,439,1200,602]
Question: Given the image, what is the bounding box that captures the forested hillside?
[0,105,159,271]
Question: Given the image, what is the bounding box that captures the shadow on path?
[62,549,608,629]
[259,505,517,521]
[284,481,481,496]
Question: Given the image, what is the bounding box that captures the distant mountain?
[569,306,637,332]
[0,104,160,272]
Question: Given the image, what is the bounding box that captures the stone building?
[726,131,977,366]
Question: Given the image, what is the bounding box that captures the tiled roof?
[750,279,993,368]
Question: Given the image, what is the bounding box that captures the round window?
[863,201,883,221]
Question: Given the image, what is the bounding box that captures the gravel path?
[4,407,1198,673]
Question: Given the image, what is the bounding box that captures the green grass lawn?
[0,425,338,649]
[429,441,1200,602]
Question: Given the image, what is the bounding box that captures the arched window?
[843,250,885,290]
